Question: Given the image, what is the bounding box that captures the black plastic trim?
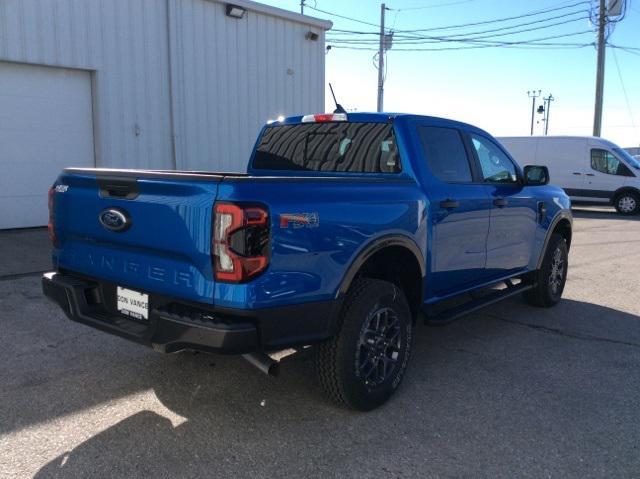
[536,210,573,269]
[336,234,426,297]
[42,271,341,354]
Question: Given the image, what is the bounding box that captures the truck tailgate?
[52,170,222,304]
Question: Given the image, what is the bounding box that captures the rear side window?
[253,122,401,173]
[591,149,633,176]
[418,126,472,182]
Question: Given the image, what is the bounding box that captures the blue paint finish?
[52,172,219,303]
[51,112,571,313]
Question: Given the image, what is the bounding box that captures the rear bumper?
[42,271,341,355]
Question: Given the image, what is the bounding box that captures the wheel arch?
[336,235,425,320]
[536,211,573,269]
[612,186,640,203]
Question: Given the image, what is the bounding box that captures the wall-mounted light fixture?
[226,4,246,19]
[305,31,319,41]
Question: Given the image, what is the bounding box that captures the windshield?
[253,122,401,173]
[613,148,640,170]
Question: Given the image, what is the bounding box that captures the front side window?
[470,134,518,183]
[417,126,472,182]
[253,122,400,173]
[591,149,633,176]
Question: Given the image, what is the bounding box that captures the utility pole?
[300,0,305,14]
[527,90,541,136]
[543,94,555,135]
[593,0,607,136]
[377,3,386,112]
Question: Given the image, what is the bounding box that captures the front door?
[467,132,539,277]
[584,148,633,202]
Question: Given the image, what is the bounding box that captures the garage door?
[0,62,94,229]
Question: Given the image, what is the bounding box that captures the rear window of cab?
[253,122,401,173]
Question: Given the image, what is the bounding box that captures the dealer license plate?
[116,286,149,320]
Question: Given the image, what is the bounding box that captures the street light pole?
[544,94,555,135]
[527,90,541,136]
[377,3,386,113]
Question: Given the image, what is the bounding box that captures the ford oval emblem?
[99,208,131,232]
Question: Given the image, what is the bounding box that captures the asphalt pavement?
[0,207,638,478]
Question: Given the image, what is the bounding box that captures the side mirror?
[523,165,549,186]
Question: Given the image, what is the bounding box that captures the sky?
[259,0,640,147]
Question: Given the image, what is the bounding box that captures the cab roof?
[275,112,490,136]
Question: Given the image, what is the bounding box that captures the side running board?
[423,279,533,326]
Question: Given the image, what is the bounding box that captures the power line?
[611,48,638,136]
[330,39,595,52]
[327,15,593,45]
[331,1,591,35]
[328,30,596,50]
[305,5,380,29]
[328,9,589,43]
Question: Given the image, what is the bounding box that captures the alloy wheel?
[356,307,402,388]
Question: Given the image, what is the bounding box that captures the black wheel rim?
[548,246,565,296]
[355,307,402,388]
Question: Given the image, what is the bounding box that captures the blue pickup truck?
[43,112,572,410]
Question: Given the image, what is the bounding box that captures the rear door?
[467,132,538,276]
[417,125,492,297]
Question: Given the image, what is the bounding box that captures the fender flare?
[336,234,426,298]
[536,210,573,269]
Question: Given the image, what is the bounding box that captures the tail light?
[212,203,270,282]
[48,187,59,247]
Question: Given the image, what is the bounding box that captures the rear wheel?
[614,192,640,215]
[316,278,412,411]
[523,233,568,308]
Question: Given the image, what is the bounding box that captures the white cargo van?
[498,136,640,215]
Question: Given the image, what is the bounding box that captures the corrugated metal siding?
[0,0,326,172]
[169,0,325,171]
[0,0,173,169]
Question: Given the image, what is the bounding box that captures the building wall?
[0,0,328,172]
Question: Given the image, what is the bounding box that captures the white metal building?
[0,0,331,229]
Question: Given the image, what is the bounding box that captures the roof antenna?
[329,83,347,114]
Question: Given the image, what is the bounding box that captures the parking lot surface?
[1,207,639,478]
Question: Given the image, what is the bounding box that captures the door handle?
[439,199,460,209]
[493,198,508,207]
[585,173,595,176]
[572,172,582,175]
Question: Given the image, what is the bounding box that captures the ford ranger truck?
[42,112,572,411]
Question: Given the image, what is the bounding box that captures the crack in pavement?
[485,314,640,350]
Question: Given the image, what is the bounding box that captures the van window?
[470,134,518,183]
[417,126,472,182]
[613,148,640,171]
[590,149,633,177]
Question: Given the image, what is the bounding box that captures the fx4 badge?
[279,212,319,229]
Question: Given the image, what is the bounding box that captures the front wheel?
[523,233,568,308]
[316,278,413,411]
[614,192,640,215]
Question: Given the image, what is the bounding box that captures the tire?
[316,278,413,411]
[523,233,568,308]
[614,191,640,215]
